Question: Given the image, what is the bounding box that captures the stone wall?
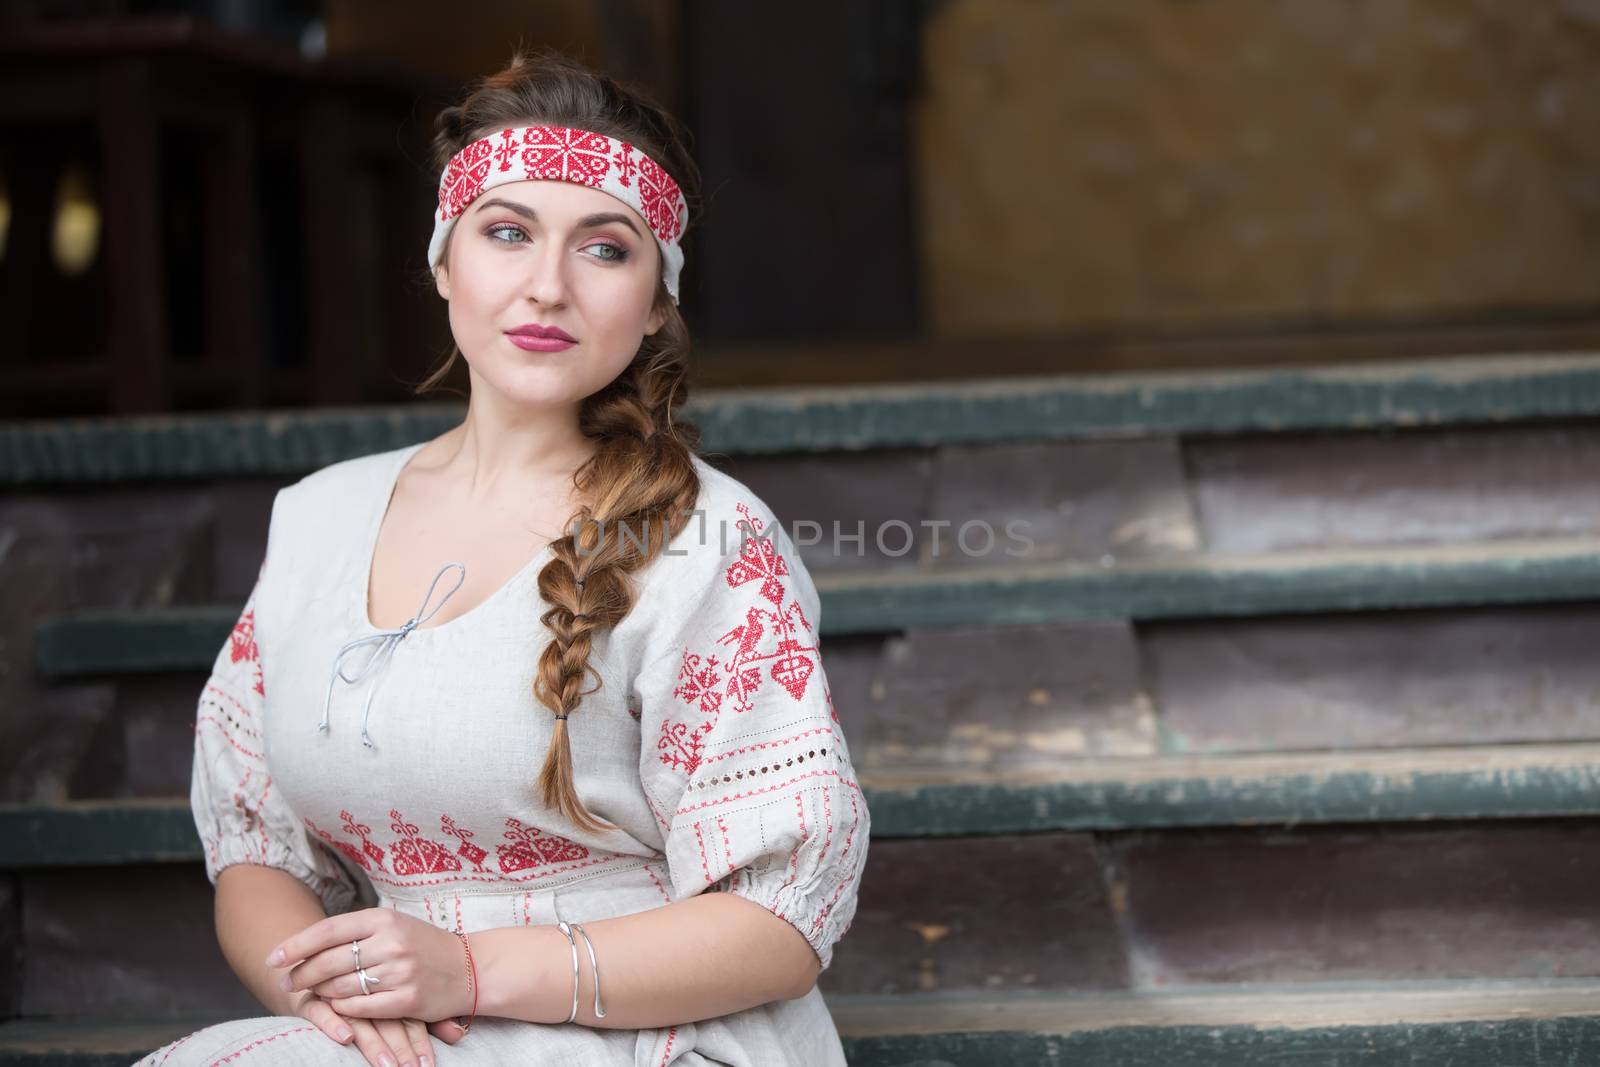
[914,0,1600,337]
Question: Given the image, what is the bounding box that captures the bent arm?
[216,863,333,1017]
[471,891,819,1028]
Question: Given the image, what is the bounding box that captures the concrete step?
[7,352,1600,484]
[4,981,1600,1065]
[8,743,1600,868]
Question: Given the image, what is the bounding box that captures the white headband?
[428,124,688,303]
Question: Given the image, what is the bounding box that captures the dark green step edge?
[2,1016,1599,1067]
[7,353,1600,484]
[33,547,1600,676]
[8,752,1600,868]
[839,1016,1600,1067]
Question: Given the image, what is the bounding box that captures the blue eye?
[486,223,527,244]
[484,224,630,263]
[586,242,629,263]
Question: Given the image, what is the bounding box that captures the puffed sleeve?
[189,495,365,915]
[635,498,870,971]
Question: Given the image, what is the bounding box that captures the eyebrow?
[471,197,642,239]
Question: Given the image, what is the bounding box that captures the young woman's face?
[435,178,666,409]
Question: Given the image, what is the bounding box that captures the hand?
[290,990,462,1066]
[266,908,473,1024]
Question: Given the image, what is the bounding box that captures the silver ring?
[350,940,362,968]
[357,964,380,996]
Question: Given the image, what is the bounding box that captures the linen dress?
[138,441,869,1066]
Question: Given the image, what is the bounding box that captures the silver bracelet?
[570,922,607,1019]
[554,921,580,1024]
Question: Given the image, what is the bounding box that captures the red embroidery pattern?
[522,126,614,188]
[657,717,713,775]
[341,810,387,871]
[725,503,790,606]
[441,814,490,872]
[657,503,823,774]
[308,808,599,886]
[197,585,295,882]
[814,790,864,934]
[227,605,265,697]
[497,816,591,873]
[211,1024,318,1063]
[437,125,686,245]
[388,808,463,876]
[305,817,371,871]
[438,136,494,219]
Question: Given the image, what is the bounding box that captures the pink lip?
[505,323,577,341]
[508,334,577,352]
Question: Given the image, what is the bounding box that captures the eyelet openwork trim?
[688,746,844,791]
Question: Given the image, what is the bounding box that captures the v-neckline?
[355,441,559,636]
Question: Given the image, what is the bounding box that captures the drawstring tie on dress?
[319,561,465,749]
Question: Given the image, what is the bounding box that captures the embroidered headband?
[428,124,688,304]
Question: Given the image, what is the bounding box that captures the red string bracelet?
[452,929,478,1036]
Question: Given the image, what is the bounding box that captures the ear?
[645,303,667,336]
[434,263,451,301]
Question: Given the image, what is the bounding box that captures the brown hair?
[419,48,705,833]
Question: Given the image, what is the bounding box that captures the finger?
[288,935,389,995]
[402,1018,436,1067]
[267,908,378,969]
[299,997,356,1047]
[427,1019,465,1045]
[376,1018,419,1066]
[348,1016,400,1067]
[327,989,412,1019]
[310,962,385,1001]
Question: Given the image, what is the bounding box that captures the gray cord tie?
[319,561,465,749]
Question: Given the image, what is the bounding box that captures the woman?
[140,49,868,1067]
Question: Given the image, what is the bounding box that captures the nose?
[521,238,571,306]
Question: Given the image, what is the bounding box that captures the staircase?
[8,351,1600,1065]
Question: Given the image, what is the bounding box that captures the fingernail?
[379,1055,396,1067]
[421,1059,433,1067]
[337,1025,353,1041]
[278,975,293,992]
[266,948,285,966]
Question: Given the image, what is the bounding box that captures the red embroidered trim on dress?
[441,813,490,872]
[307,808,604,888]
[675,768,859,817]
[814,789,863,934]
[497,816,590,872]
[656,502,824,778]
[226,606,265,697]
[208,1024,317,1064]
[388,808,463,876]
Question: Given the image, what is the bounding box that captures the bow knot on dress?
[319,561,465,749]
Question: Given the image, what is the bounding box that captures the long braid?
[533,371,700,832]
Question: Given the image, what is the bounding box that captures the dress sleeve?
[635,501,870,971]
[189,498,365,915]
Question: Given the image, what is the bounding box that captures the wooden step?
[7,352,1600,484]
[832,981,1600,1065]
[13,817,1600,1004]
[33,538,1600,676]
[7,743,1600,868]
[4,981,1600,1066]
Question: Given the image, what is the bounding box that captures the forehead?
[470,179,649,233]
